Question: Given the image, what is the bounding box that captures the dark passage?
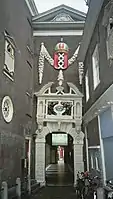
[46,160,73,186]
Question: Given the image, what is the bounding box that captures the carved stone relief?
[73,130,84,145]
[51,13,74,22]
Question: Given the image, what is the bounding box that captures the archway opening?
[45,132,74,186]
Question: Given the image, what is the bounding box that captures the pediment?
[33,4,86,23]
[34,82,83,98]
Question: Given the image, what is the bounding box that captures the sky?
[34,0,88,14]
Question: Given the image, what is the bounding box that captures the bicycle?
[104,179,113,199]
[75,172,85,199]
[83,175,101,199]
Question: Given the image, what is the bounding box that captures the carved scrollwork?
[38,122,43,131]
[52,13,74,22]
[38,43,54,84]
[76,125,81,133]
[78,62,84,85]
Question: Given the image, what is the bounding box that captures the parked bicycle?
[104,179,113,199]
[75,171,101,199]
[75,172,85,198]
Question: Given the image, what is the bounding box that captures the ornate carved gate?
[34,80,84,186]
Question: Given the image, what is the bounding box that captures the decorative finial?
[78,62,84,85]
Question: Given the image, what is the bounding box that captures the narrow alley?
[1,0,113,199]
[32,160,76,199]
[46,160,73,186]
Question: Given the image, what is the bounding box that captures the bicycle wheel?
[81,186,85,199]
[88,191,95,199]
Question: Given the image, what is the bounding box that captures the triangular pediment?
[33,4,86,23]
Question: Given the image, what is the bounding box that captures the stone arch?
[46,122,76,139]
[35,125,76,141]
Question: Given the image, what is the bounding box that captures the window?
[27,45,33,57]
[92,45,100,89]
[26,60,33,68]
[4,38,15,79]
[2,96,14,123]
[106,17,113,62]
[107,17,113,38]
[26,92,32,117]
[85,70,89,102]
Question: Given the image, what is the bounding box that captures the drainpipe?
[85,126,89,171]
[98,115,106,184]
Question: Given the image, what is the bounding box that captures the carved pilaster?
[35,136,46,186]
[35,127,50,186]
[73,131,84,186]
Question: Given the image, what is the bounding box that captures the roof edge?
[33,21,85,24]
[25,0,38,16]
[33,4,86,21]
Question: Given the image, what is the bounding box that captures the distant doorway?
[57,146,64,164]
[45,132,74,186]
[57,146,64,160]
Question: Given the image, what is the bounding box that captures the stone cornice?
[33,21,85,30]
[33,30,83,36]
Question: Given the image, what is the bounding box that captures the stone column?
[73,131,84,186]
[35,135,46,186]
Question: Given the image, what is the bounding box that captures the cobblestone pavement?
[31,161,76,199]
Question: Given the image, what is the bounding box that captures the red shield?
[54,52,68,70]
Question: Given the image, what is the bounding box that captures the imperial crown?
[55,42,69,53]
